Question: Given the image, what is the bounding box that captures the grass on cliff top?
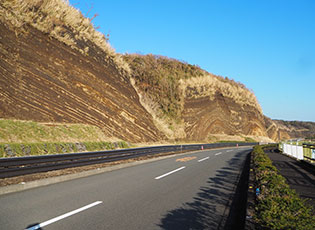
[0,119,115,144]
[0,0,130,73]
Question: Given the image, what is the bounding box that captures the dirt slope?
[183,91,266,141]
[0,22,165,142]
[124,54,268,142]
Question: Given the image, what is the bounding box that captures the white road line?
[226,150,233,152]
[215,152,222,156]
[198,156,209,162]
[25,201,103,230]
[155,166,186,180]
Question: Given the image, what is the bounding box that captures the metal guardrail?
[0,142,257,179]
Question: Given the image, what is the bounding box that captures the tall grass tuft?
[0,0,130,74]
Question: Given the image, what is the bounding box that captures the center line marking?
[215,152,222,156]
[198,156,209,162]
[226,150,233,152]
[155,166,186,180]
[25,201,103,230]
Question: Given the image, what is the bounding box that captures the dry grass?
[0,0,130,74]
[130,78,186,140]
[125,54,263,139]
[179,74,262,113]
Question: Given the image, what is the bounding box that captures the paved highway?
[0,146,251,229]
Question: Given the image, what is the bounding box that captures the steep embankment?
[0,0,165,143]
[124,54,269,142]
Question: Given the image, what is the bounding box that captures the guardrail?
[0,142,257,179]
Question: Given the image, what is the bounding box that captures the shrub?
[252,145,315,229]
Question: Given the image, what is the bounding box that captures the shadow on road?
[157,151,249,230]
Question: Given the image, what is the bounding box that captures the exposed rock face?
[0,22,165,142]
[1,1,313,143]
[183,92,267,141]
[124,54,268,142]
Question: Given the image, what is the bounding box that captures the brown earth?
[0,22,165,143]
[183,91,267,141]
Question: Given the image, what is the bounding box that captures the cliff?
[0,0,313,144]
[0,0,165,143]
[124,54,268,142]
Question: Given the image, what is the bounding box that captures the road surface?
[0,146,251,229]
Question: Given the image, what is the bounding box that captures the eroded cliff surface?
[124,54,269,142]
[1,0,313,144]
[0,4,165,143]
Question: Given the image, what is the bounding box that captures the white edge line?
[25,201,103,230]
[215,152,222,156]
[155,166,186,180]
[198,156,210,162]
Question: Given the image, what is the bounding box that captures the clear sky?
[69,0,315,122]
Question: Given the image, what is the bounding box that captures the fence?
[280,143,315,163]
[282,144,304,160]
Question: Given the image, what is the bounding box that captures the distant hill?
[0,0,313,143]
[265,117,315,141]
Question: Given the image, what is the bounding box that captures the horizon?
[69,0,315,122]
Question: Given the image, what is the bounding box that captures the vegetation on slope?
[0,0,129,73]
[0,141,129,158]
[0,119,129,157]
[124,54,262,138]
[0,119,116,143]
[124,54,206,120]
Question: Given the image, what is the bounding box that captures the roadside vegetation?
[0,141,129,158]
[0,119,112,143]
[252,145,315,229]
[0,0,130,73]
[0,119,129,158]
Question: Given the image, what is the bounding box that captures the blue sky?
[70,0,315,122]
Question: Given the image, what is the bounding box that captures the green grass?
[0,141,129,158]
[0,119,112,143]
[0,119,130,157]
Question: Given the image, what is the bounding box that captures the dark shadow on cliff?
[157,150,250,230]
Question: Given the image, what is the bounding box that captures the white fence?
[282,144,304,160]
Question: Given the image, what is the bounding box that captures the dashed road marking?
[198,156,210,162]
[155,166,186,180]
[25,201,103,230]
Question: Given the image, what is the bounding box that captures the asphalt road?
[0,147,251,230]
